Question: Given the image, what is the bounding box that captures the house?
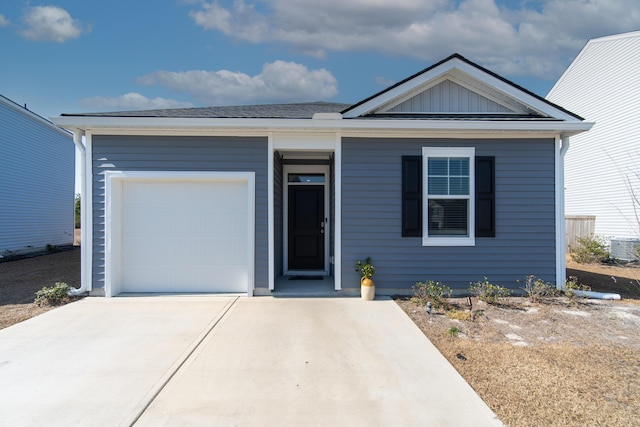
[53,54,592,297]
[0,95,75,256]
[547,31,640,259]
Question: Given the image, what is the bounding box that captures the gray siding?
[341,138,556,290]
[91,135,268,290]
[0,100,74,253]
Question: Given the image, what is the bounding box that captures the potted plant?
[355,257,375,300]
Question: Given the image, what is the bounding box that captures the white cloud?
[188,0,640,79]
[0,14,10,27]
[79,93,194,111]
[136,60,338,104]
[21,6,88,42]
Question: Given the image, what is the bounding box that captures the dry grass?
[397,296,640,427]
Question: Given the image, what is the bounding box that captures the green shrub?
[564,276,590,303]
[412,280,451,309]
[46,244,59,253]
[34,282,71,306]
[469,277,511,304]
[75,194,81,228]
[571,236,610,264]
[448,326,460,337]
[521,275,557,303]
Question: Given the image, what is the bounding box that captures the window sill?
[422,236,476,246]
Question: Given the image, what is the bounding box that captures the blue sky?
[1,0,639,120]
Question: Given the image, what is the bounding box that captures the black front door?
[288,185,324,270]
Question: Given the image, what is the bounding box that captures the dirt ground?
[396,259,640,426]
[0,247,81,329]
[1,249,640,426]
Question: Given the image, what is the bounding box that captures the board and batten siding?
[341,138,557,290]
[91,135,268,291]
[547,32,640,240]
[0,99,74,253]
[389,80,512,114]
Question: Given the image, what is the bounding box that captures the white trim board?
[282,165,331,276]
[104,170,255,297]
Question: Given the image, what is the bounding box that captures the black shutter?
[402,156,422,237]
[475,156,495,237]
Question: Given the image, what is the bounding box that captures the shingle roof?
[61,102,352,119]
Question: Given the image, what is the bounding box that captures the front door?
[288,185,324,270]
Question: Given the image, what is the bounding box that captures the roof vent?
[610,238,640,261]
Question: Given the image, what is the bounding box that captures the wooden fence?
[565,215,595,253]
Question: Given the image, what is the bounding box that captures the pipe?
[557,137,571,291]
[69,130,88,296]
[573,290,621,300]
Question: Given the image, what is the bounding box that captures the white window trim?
[422,147,476,246]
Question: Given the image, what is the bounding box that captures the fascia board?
[341,57,582,122]
[453,61,581,121]
[52,115,593,137]
[342,59,461,118]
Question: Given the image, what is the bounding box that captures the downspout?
[69,129,89,296]
[557,137,620,300]
[556,136,570,291]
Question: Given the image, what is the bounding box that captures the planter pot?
[361,277,375,301]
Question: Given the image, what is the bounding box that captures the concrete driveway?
[0,296,502,426]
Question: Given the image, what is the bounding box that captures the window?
[422,147,475,246]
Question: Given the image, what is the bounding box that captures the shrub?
[74,194,81,228]
[34,282,71,306]
[46,244,60,253]
[571,236,610,264]
[448,326,460,337]
[412,280,451,309]
[521,275,557,303]
[469,277,511,304]
[564,276,591,303]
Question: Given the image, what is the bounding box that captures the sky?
[1,0,639,121]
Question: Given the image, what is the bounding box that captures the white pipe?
[556,137,570,290]
[69,130,88,296]
[573,290,621,300]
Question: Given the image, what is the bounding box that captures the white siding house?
[547,31,640,252]
[0,95,75,255]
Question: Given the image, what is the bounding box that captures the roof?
[53,54,592,138]
[341,53,584,121]
[61,102,352,119]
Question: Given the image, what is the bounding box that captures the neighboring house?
[547,31,640,257]
[53,54,591,297]
[0,95,75,256]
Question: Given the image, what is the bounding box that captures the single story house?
[547,31,640,260]
[53,54,592,297]
[0,94,74,256]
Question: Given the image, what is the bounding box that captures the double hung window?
[422,147,475,246]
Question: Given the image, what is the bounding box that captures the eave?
[52,116,593,139]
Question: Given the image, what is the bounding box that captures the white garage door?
[116,178,250,294]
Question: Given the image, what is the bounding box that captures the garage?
[105,171,255,297]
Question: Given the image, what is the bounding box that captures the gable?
[386,79,515,115]
[342,54,584,121]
